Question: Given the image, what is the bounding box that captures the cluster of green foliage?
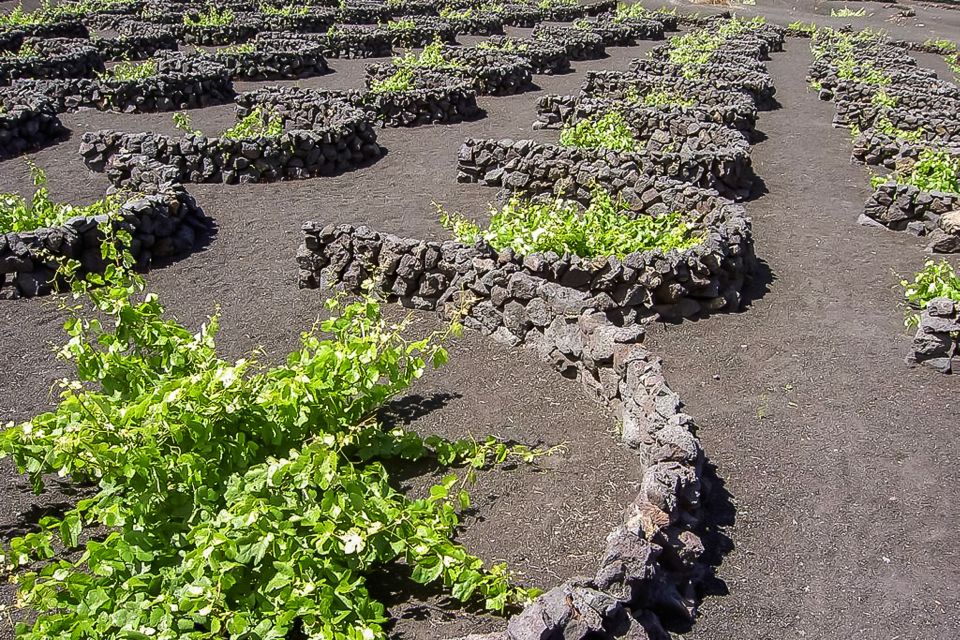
[183,6,235,27]
[787,20,818,36]
[0,233,542,639]
[369,66,414,93]
[386,17,417,31]
[441,187,702,258]
[0,1,66,26]
[537,0,578,8]
[639,89,696,108]
[871,89,897,108]
[902,260,960,326]
[662,17,766,79]
[872,149,960,194]
[835,56,890,86]
[947,52,960,76]
[0,42,39,58]
[810,28,891,86]
[831,7,867,18]
[439,6,478,19]
[558,111,643,153]
[223,107,285,139]
[260,3,309,16]
[97,59,158,81]
[172,109,284,139]
[213,42,258,55]
[874,116,924,143]
[924,38,957,53]
[394,39,460,70]
[477,39,529,53]
[0,164,126,234]
[612,2,651,23]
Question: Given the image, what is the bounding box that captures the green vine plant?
[659,16,769,80]
[393,39,461,71]
[0,230,548,639]
[947,52,960,76]
[172,108,285,139]
[871,148,960,194]
[788,21,818,36]
[0,163,128,234]
[211,42,258,55]
[559,111,644,153]
[537,0,577,8]
[97,59,158,81]
[260,3,309,16]
[183,6,236,27]
[831,7,867,17]
[638,89,696,108]
[385,17,416,31]
[439,186,703,258]
[0,42,39,58]
[477,39,528,53]
[369,66,414,93]
[901,259,960,327]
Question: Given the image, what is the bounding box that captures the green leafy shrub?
[0,241,542,639]
[97,59,157,81]
[386,17,416,31]
[831,7,867,17]
[559,111,643,153]
[184,6,235,26]
[874,116,923,142]
[612,2,651,23]
[788,20,817,35]
[883,149,960,194]
[947,53,960,76]
[639,89,696,108]
[835,56,890,86]
[0,164,126,233]
[370,66,414,93]
[0,2,64,26]
[223,107,285,139]
[871,89,897,108]
[392,39,461,71]
[924,38,957,52]
[441,187,702,258]
[537,0,577,8]
[0,42,38,58]
[902,260,960,326]
[172,109,285,139]
[260,3,309,15]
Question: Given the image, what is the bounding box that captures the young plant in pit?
[440,186,702,259]
[559,111,644,153]
[0,164,128,234]
[636,88,696,108]
[260,3,309,16]
[172,108,285,139]
[0,42,38,58]
[97,59,158,81]
[831,7,867,17]
[872,148,960,194]
[0,233,546,640]
[902,260,960,326]
[183,5,235,27]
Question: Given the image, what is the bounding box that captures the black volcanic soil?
[2,2,960,639]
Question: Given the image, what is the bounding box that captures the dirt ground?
[1,1,960,639]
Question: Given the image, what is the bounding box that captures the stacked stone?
[539,0,617,22]
[90,29,180,62]
[79,99,382,185]
[851,128,960,169]
[206,41,330,80]
[256,27,393,59]
[383,17,458,47]
[861,184,960,252]
[442,12,505,36]
[811,30,960,252]
[298,175,753,323]
[0,19,88,52]
[297,219,709,640]
[179,12,264,46]
[906,297,960,374]
[337,1,395,24]
[535,72,758,134]
[365,49,533,97]
[532,25,606,60]
[238,81,480,128]
[570,17,665,46]
[494,5,543,28]
[629,57,777,110]
[0,179,207,298]
[74,1,145,30]
[457,128,753,202]
[0,89,66,160]
[0,38,104,85]
[479,37,570,75]
[7,54,234,114]
[258,8,337,33]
